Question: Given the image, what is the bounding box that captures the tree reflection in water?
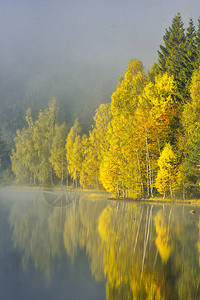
[9,193,66,280]
[9,192,200,299]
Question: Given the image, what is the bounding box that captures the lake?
[0,188,200,299]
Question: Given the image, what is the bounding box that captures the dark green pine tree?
[158,13,187,102]
[183,18,197,98]
[158,28,170,73]
[195,18,200,69]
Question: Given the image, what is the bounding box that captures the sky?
[1,0,200,131]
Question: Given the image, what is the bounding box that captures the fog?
[1,0,200,137]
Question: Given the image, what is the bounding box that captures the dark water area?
[0,188,200,299]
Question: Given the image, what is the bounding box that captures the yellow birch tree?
[155,143,178,199]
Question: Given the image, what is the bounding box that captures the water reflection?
[9,194,66,279]
[8,191,200,299]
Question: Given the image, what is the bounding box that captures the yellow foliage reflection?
[8,192,200,299]
[154,209,174,263]
[98,203,166,299]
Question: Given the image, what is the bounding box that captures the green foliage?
[11,128,32,184]
[157,13,200,101]
[33,98,58,184]
[158,13,186,99]
[195,18,200,68]
[185,19,197,90]
[49,123,68,184]
[65,119,82,187]
[0,168,15,186]
[0,128,12,177]
[11,99,61,185]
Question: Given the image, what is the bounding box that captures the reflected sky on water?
[0,188,200,299]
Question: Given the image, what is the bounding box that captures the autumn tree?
[32,98,58,185]
[80,103,111,188]
[100,59,146,198]
[11,107,39,184]
[182,67,200,189]
[65,119,82,187]
[100,142,126,197]
[49,123,68,185]
[155,143,178,199]
[11,99,59,185]
[100,61,178,199]
[11,128,31,184]
[111,59,146,117]
[139,72,178,197]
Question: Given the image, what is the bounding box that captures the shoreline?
[1,185,200,205]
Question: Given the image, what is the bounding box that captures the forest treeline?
[3,13,200,199]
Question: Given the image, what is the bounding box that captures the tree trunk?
[135,145,145,198]
[61,161,64,186]
[50,169,54,186]
[66,170,69,188]
[182,187,185,200]
[96,177,99,189]
[145,123,153,198]
[30,172,32,185]
[163,190,165,199]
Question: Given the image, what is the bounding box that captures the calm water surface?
[0,188,200,300]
